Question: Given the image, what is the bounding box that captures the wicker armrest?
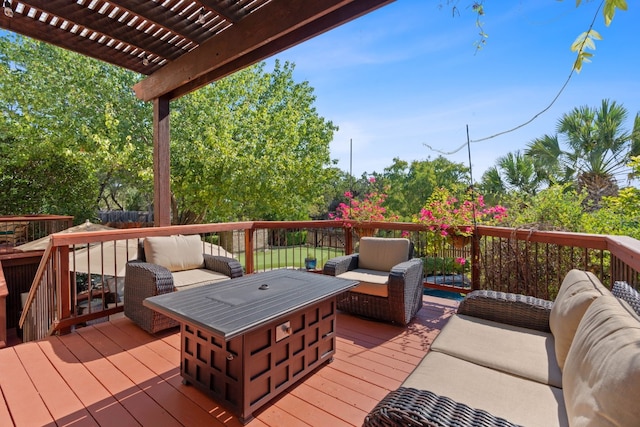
[388,258,425,325]
[323,254,359,276]
[125,261,174,297]
[364,387,521,427]
[389,258,424,295]
[390,258,424,280]
[203,254,244,278]
[124,261,178,333]
[457,290,553,333]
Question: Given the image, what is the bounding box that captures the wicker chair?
[323,237,424,325]
[124,235,243,333]
[0,222,28,246]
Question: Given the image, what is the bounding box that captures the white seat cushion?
[403,351,568,427]
[431,314,562,388]
[338,268,389,297]
[172,268,230,290]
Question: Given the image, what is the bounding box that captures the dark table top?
[143,269,357,340]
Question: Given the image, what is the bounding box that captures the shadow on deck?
[0,295,458,427]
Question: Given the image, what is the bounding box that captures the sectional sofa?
[364,269,640,427]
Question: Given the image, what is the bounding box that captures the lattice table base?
[180,298,337,423]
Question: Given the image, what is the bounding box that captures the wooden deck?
[0,295,458,427]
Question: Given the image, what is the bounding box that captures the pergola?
[0,0,393,225]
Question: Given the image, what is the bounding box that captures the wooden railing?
[17,220,640,343]
[0,263,7,347]
[0,215,73,248]
[475,226,640,299]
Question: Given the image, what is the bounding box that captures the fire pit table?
[143,269,357,423]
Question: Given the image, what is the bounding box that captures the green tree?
[0,36,335,223]
[479,151,542,203]
[526,100,640,210]
[169,61,337,222]
[583,155,640,239]
[0,138,98,220]
[0,34,153,219]
[477,166,506,206]
[503,185,587,232]
[376,156,469,220]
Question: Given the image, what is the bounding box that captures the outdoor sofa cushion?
[335,237,412,298]
[366,270,640,427]
[358,237,411,271]
[548,269,610,370]
[143,234,205,272]
[334,269,390,297]
[563,295,640,426]
[402,351,568,427]
[171,268,231,289]
[430,313,562,388]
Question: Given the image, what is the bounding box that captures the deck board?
[0,295,457,426]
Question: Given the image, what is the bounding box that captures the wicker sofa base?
[364,387,519,427]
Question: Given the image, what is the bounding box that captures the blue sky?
[269,1,639,180]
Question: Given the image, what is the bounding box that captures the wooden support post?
[471,231,480,291]
[344,226,354,255]
[244,228,254,274]
[58,245,72,335]
[153,95,172,227]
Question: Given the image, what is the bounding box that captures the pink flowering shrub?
[329,177,398,224]
[415,187,507,237]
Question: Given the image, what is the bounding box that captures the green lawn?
[237,247,344,271]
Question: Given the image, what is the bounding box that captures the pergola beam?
[166,0,394,100]
[134,0,392,102]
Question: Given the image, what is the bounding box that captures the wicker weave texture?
[323,254,359,276]
[124,261,179,333]
[363,387,522,427]
[325,255,424,325]
[203,254,244,278]
[612,281,640,315]
[457,290,553,332]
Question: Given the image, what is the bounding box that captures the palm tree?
[526,99,640,210]
[497,151,542,196]
[479,151,542,206]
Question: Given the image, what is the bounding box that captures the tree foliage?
[0,138,98,221]
[170,61,336,222]
[0,35,336,223]
[502,185,587,232]
[572,0,628,72]
[583,156,640,239]
[0,34,151,221]
[479,151,543,203]
[371,156,469,220]
[525,99,639,209]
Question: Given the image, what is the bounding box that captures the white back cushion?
[563,295,640,426]
[358,237,411,271]
[144,234,205,272]
[549,269,609,370]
